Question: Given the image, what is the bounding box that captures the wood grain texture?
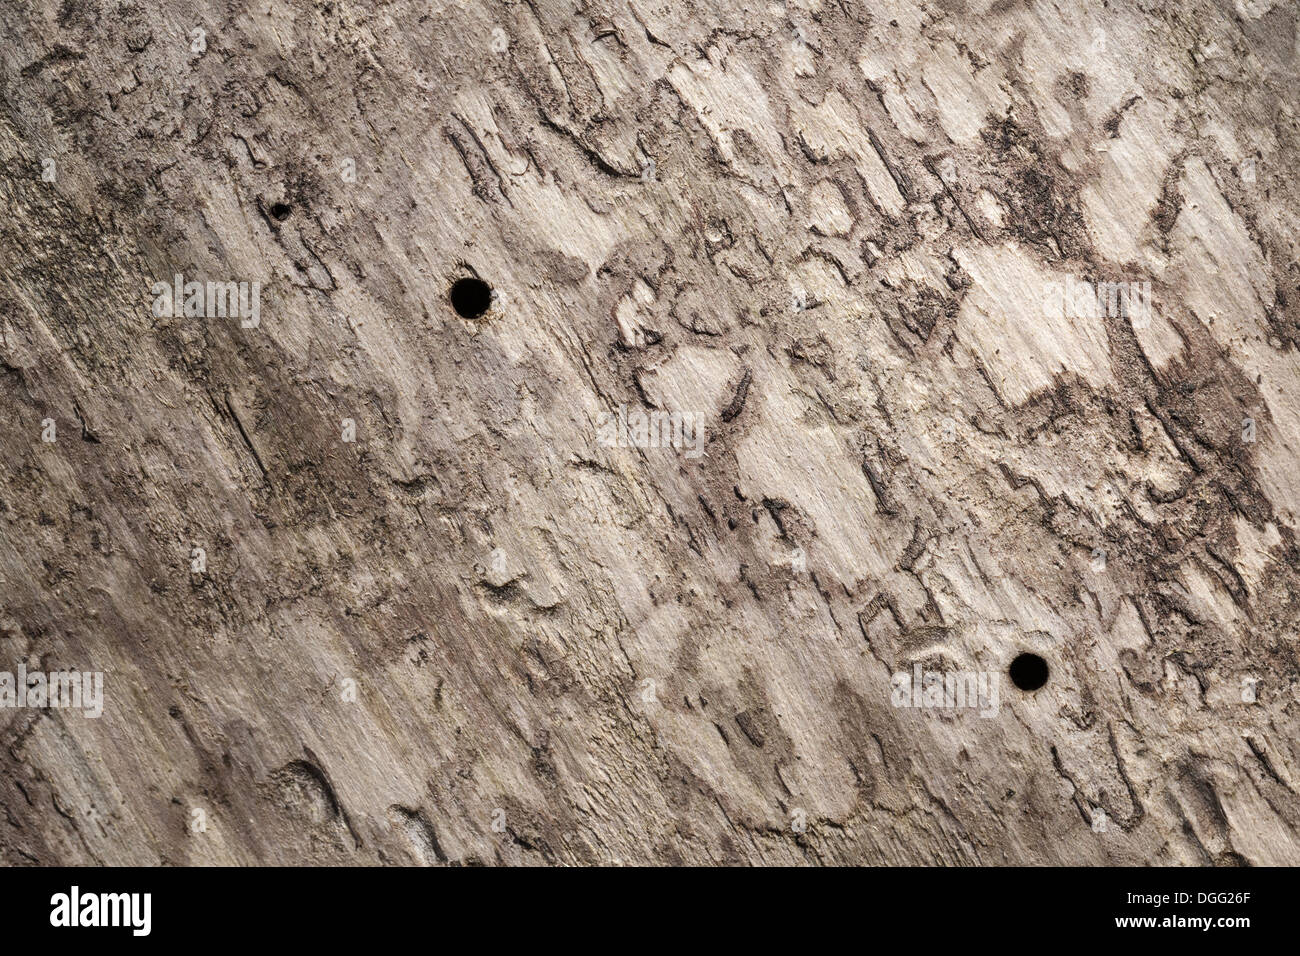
[1,0,1299,865]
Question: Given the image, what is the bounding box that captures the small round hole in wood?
[450,277,492,319]
[1009,653,1049,691]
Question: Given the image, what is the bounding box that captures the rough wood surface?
[2,0,1299,865]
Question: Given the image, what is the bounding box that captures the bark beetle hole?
[1009,653,1049,691]
[270,202,293,221]
[450,277,492,319]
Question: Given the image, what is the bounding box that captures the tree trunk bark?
[2,0,1299,865]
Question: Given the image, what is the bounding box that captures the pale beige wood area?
[1,0,1299,865]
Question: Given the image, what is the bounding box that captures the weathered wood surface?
[1,0,1299,865]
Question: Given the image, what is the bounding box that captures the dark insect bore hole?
[270,202,292,221]
[450,277,492,319]
[1008,653,1049,691]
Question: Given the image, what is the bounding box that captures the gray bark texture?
[2,0,1300,865]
